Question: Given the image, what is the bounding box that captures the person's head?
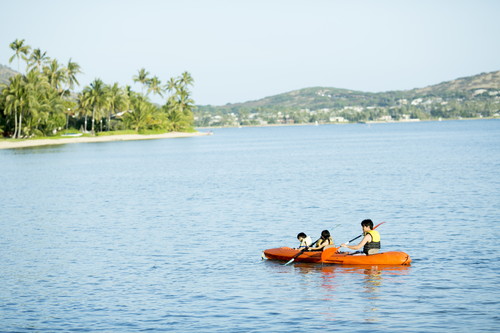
[361,219,374,231]
[321,230,330,239]
[297,232,307,240]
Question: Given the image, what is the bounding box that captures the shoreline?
[0,131,211,150]
[199,116,498,129]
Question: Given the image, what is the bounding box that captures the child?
[297,232,312,249]
[308,230,334,251]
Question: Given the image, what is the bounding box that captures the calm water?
[1,120,499,332]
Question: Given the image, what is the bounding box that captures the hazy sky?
[1,0,499,105]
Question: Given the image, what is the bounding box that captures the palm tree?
[105,83,128,131]
[28,48,50,72]
[176,88,195,113]
[124,85,139,101]
[133,68,150,95]
[8,39,31,73]
[1,70,47,138]
[126,99,164,132]
[82,78,108,135]
[179,71,194,88]
[23,70,48,136]
[163,72,195,131]
[63,100,76,130]
[147,76,164,97]
[77,90,92,132]
[66,59,82,91]
[35,92,65,135]
[166,77,177,93]
[1,74,26,138]
[43,59,67,94]
[2,67,69,138]
[163,105,185,131]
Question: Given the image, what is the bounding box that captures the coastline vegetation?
[0,39,195,139]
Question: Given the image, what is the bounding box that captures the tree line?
[0,39,195,138]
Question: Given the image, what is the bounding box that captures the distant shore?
[0,131,211,150]
[200,116,498,129]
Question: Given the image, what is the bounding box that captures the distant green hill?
[0,64,18,85]
[195,70,500,126]
[410,70,500,95]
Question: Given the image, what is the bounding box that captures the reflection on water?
[362,267,383,322]
[4,144,70,155]
[362,267,383,294]
[263,260,412,323]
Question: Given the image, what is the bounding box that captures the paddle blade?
[321,246,340,262]
[283,258,295,266]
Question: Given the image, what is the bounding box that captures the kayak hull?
[263,247,323,263]
[263,247,411,265]
[323,251,411,265]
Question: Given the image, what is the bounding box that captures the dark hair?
[321,230,330,239]
[297,232,307,239]
[361,219,374,229]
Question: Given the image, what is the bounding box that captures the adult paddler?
[340,219,381,255]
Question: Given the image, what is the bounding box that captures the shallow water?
[1,120,499,332]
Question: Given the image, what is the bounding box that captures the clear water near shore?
[1,119,499,332]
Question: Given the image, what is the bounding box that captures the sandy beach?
[0,131,211,150]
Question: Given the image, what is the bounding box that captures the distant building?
[343,106,364,112]
[400,114,420,122]
[329,116,347,123]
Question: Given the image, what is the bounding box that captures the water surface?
[1,120,499,332]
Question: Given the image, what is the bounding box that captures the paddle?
[283,237,321,266]
[321,221,386,261]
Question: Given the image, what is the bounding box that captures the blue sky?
[1,0,499,105]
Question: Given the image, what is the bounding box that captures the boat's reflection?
[263,260,411,323]
[292,262,409,287]
[290,262,411,276]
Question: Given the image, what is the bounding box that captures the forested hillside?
[195,70,500,126]
[0,64,17,85]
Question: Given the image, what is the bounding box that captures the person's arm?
[308,239,324,251]
[341,234,371,250]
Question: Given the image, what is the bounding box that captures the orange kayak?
[263,247,411,266]
[263,247,323,263]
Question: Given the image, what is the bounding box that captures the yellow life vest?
[366,230,380,242]
[363,230,381,255]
